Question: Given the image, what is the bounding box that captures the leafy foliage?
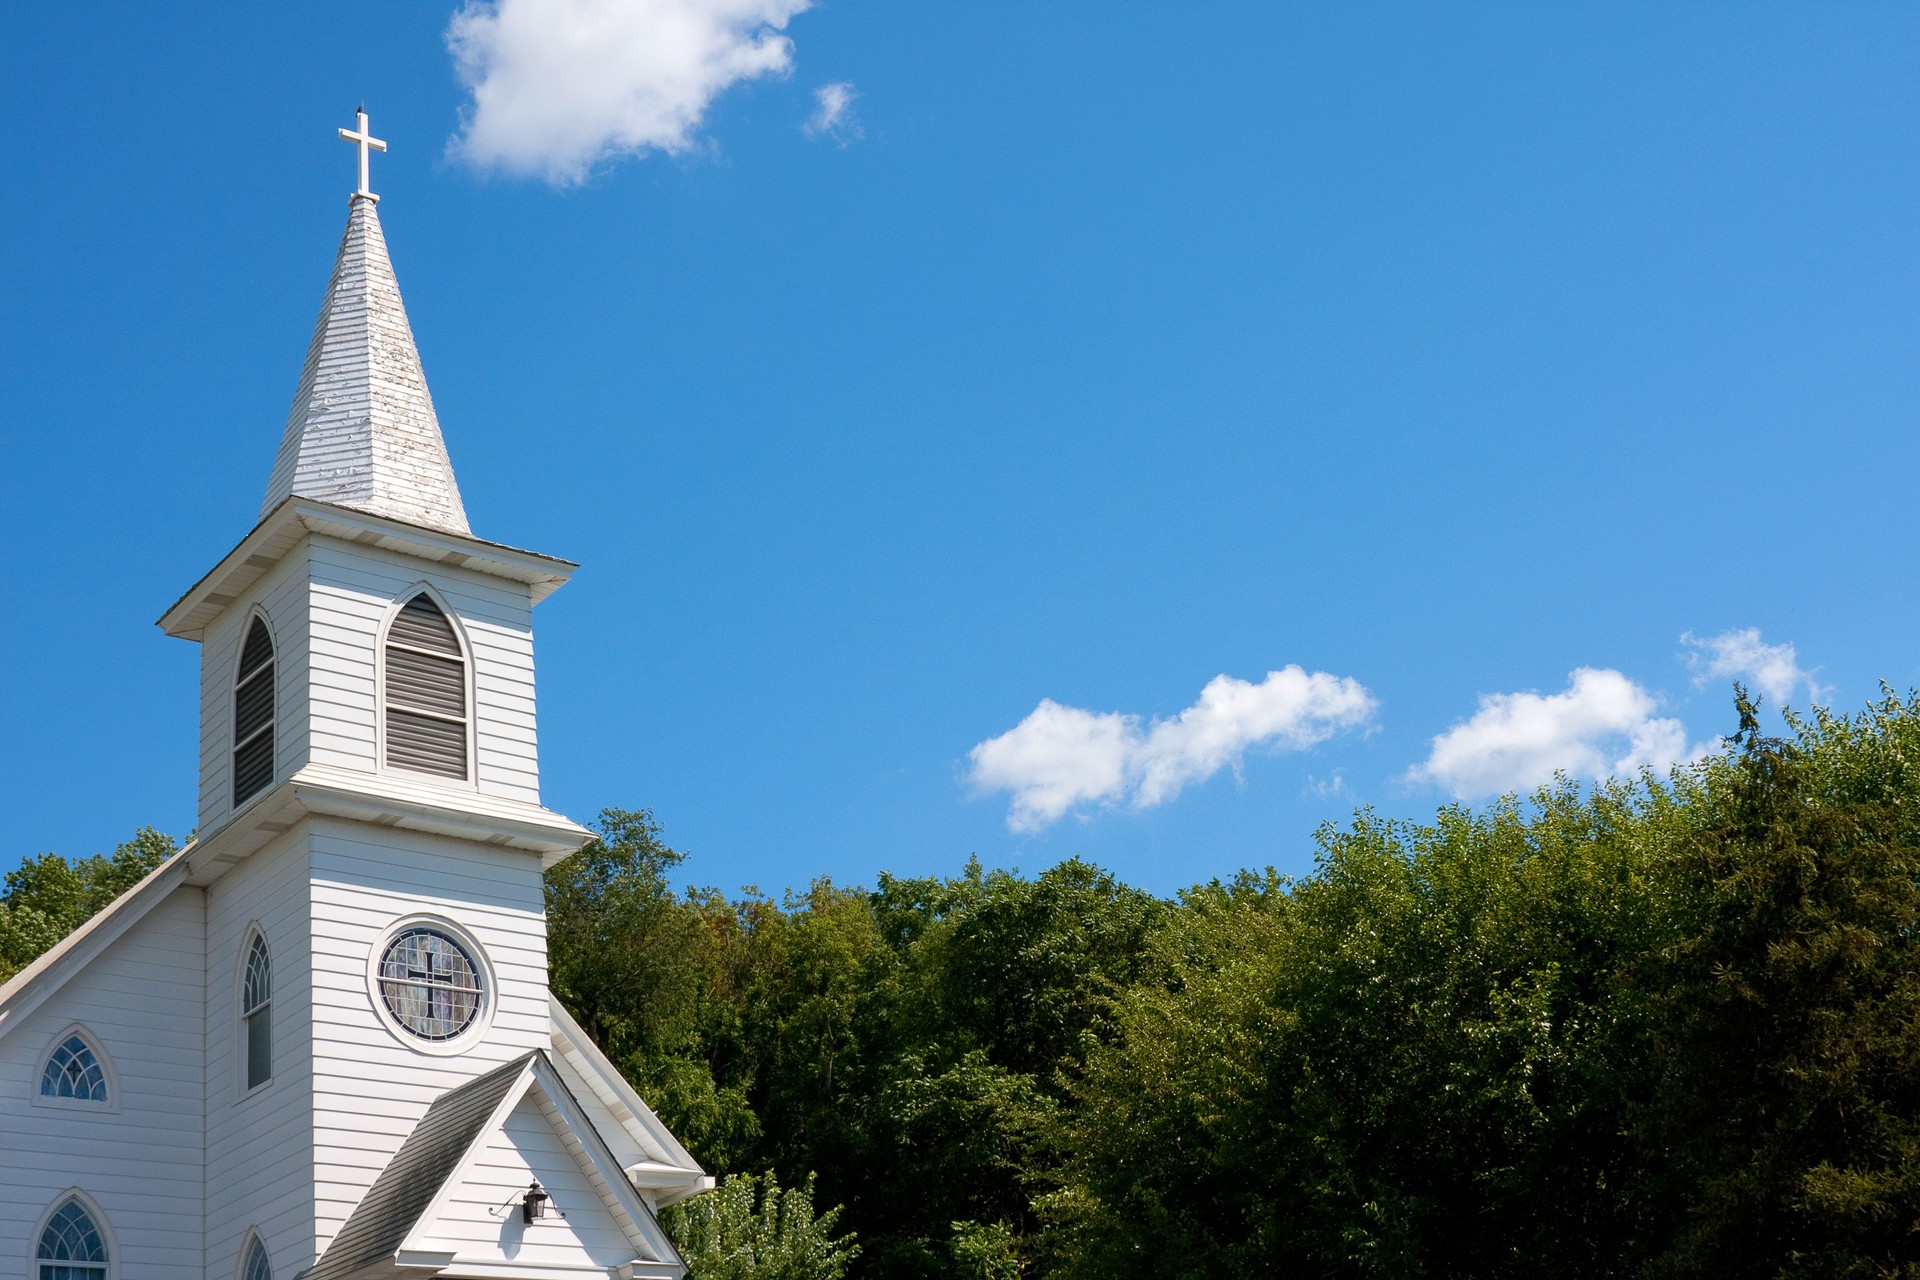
[1638,691,1920,1278]
[14,691,1920,1279]
[0,827,177,982]
[662,1171,858,1280]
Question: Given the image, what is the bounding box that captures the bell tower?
[159,121,584,850]
[153,112,599,1271]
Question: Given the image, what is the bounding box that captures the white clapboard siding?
[0,886,206,1280]
[411,1091,643,1269]
[198,542,315,833]
[306,535,543,805]
[203,826,319,1279]
[304,820,550,1249]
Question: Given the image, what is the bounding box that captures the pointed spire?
[261,193,471,536]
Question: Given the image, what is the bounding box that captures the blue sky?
[1,3,1914,897]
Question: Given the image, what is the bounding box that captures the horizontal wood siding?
[198,543,314,833]
[412,1092,641,1269]
[307,536,542,804]
[306,820,549,1250]
[0,887,206,1280]
[204,826,318,1278]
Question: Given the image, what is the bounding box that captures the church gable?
[310,1052,681,1280]
[408,1087,668,1274]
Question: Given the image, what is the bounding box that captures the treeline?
[549,691,1920,1278]
[6,691,1919,1277]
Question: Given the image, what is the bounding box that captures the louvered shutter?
[384,595,468,778]
[232,617,275,805]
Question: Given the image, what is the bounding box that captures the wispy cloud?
[804,81,861,143]
[1682,627,1822,704]
[1408,667,1706,800]
[1305,771,1350,801]
[446,0,812,184]
[968,668,1377,833]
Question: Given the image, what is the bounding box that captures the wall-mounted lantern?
[522,1180,551,1224]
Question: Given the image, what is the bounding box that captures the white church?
[0,114,710,1280]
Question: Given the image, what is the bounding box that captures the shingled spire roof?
[260,193,470,536]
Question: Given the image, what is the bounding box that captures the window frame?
[365,914,495,1056]
[31,1025,118,1114]
[230,610,278,810]
[238,1231,273,1280]
[375,586,476,786]
[30,1191,114,1280]
[237,927,274,1099]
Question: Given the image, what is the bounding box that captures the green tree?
[1041,782,1703,1278]
[663,1171,859,1280]
[948,1220,1022,1280]
[544,809,761,1170]
[1640,691,1920,1278]
[0,827,178,982]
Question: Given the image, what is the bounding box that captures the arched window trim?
[237,1230,273,1280]
[231,609,278,809]
[376,584,475,786]
[30,1190,115,1280]
[31,1024,119,1113]
[237,926,273,1098]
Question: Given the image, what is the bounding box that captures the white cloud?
[1409,667,1705,800]
[446,0,812,184]
[967,668,1377,832]
[1682,627,1820,705]
[1305,771,1350,801]
[804,81,861,143]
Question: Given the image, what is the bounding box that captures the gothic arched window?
[37,1197,107,1280]
[242,932,272,1092]
[39,1032,108,1103]
[383,594,468,779]
[232,616,276,806]
[242,1234,273,1280]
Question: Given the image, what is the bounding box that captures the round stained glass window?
[379,928,485,1041]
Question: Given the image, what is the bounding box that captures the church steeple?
[260,115,469,536]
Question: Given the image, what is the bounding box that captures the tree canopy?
[10,691,1920,1278]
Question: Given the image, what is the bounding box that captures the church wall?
[0,885,206,1280]
[304,817,550,1249]
[204,826,318,1279]
[306,535,543,804]
[197,540,315,834]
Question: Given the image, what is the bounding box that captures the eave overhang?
[158,496,577,641]
[184,762,594,884]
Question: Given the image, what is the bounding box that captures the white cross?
[338,106,388,199]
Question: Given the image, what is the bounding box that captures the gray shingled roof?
[262,193,471,536]
[302,1052,534,1280]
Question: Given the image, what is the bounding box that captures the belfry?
[0,113,708,1280]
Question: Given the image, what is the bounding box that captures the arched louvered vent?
[384,595,468,779]
[232,616,276,806]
